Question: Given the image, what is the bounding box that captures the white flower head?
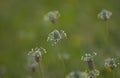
[27,47,46,62]
[44,11,60,24]
[81,53,93,62]
[47,29,67,45]
[98,9,112,21]
[81,52,97,62]
[104,58,117,70]
[81,52,98,71]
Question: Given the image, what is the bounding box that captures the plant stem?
[60,52,67,75]
[38,63,43,78]
[55,44,67,77]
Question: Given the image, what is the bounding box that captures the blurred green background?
[0,0,120,78]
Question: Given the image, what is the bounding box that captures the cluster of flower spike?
[26,9,115,77]
[27,47,46,72]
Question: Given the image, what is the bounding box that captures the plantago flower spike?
[98,9,112,21]
[27,47,46,72]
[28,47,46,63]
[44,11,60,24]
[81,53,99,78]
[47,29,67,45]
[81,53,94,70]
[104,58,117,71]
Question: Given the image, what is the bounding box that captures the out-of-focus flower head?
[27,47,46,72]
[98,9,112,21]
[44,11,60,24]
[81,52,99,77]
[81,53,97,70]
[104,58,117,71]
[81,52,97,62]
[47,29,67,45]
[27,47,46,63]
[81,53,93,62]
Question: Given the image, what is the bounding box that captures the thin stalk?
[38,63,43,78]
[59,51,67,75]
[55,44,67,77]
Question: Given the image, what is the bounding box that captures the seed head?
[81,53,98,71]
[98,9,112,21]
[81,53,94,70]
[81,53,93,62]
[28,47,46,63]
[44,11,60,24]
[47,29,67,45]
[104,58,117,70]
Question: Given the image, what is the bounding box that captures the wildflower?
[81,53,93,62]
[44,11,60,24]
[28,47,46,63]
[98,9,112,21]
[104,58,117,71]
[47,29,67,45]
[81,53,100,78]
[66,71,88,78]
[81,53,94,70]
[27,47,46,72]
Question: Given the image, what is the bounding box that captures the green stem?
[60,52,67,75]
[55,45,67,77]
[38,63,43,78]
